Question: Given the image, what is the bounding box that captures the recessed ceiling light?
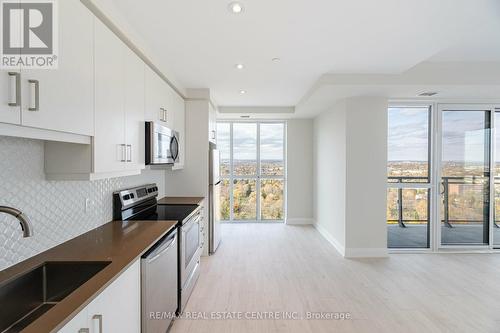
[228,2,244,14]
[240,115,250,118]
[272,57,281,62]
[239,90,247,94]
[235,63,244,70]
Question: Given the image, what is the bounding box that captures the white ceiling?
[107,0,500,108]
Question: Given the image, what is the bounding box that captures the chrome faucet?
[0,206,34,238]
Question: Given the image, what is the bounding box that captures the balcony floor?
[388,224,500,248]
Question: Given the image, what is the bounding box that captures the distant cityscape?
[219,159,284,220]
[220,159,284,176]
[387,161,499,225]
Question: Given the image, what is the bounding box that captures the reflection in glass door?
[440,109,491,246]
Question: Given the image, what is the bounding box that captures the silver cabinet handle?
[126,144,132,162]
[78,329,89,333]
[28,79,39,111]
[92,314,103,333]
[160,107,168,122]
[8,72,20,106]
[120,144,127,162]
[160,108,167,122]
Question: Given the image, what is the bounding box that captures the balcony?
[388,176,500,248]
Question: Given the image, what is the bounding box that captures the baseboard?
[286,218,314,225]
[344,247,388,258]
[313,223,388,258]
[313,223,345,256]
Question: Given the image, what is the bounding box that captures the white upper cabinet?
[93,18,126,174]
[145,66,171,127]
[45,17,146,180]
[124,47,146,171]
[0,1,21,125]
[172,90,185,169]
[209,103,217,143]
[145,65,186,169]
[20,0,94,136]
[0,70,21,125]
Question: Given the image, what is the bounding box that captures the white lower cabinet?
[58,260,141,333]
[57,307,88,333]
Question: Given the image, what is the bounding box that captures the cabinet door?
[124,48,145,171]
[209,103,217,143]
[93,19,125,173]
[57,307,89,333]
[163,84,175,129]
[87,260,141,333]
[21,0,94,135]
[0,1,21,125]
[145,66,167,124]
[0,70,21,124]
[173,91,185,168]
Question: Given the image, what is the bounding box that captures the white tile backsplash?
[0,136,165,270]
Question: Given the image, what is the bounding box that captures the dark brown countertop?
[157,196,205,206]
[0,220,177,333]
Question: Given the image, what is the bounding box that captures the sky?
[216,123,284,161]
[388,107,490,163]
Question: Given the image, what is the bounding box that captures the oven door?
[180,210,202,286]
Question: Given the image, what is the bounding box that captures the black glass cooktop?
[128,204,199,224]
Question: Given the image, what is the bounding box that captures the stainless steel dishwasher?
[141,229,178,333]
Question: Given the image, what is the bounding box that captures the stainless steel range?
[113,184,203,324]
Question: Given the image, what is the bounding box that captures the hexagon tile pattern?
[0,136,165,271]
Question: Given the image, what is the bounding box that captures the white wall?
[313,101,347,253]
[164,99,209,198]
[286,119,314,224]
[344,97,388,257]
[0,136,166,270]
[313,97,388,257]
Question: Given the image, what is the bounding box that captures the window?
[388,104,500,250]
[387,106,431,248]
[217,121,286,222]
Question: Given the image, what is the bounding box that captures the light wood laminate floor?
[171,223,500,333]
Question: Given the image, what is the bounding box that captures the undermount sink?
[0,261,110,333]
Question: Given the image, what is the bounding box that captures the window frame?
[217,120,287,223]
[387,104,433,249]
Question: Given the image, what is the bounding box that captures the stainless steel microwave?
[145,122,180,165]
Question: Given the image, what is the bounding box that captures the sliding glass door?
[439,108,491,246]
[388,104,500,250]
[217,121,286,222]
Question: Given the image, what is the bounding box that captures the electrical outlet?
[85,198,92,213]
